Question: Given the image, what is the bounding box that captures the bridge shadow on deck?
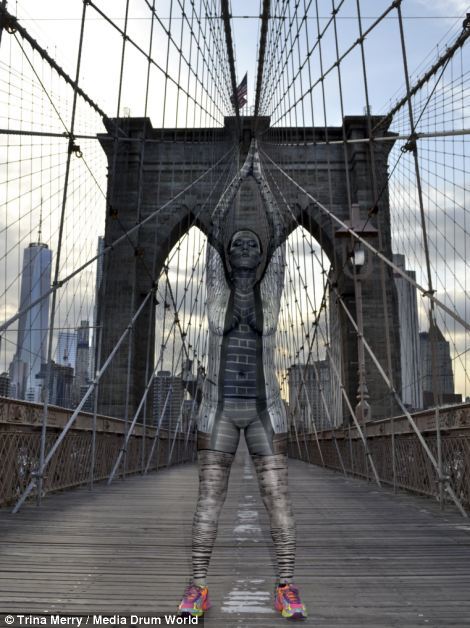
[0,439,469,628]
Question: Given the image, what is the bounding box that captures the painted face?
[228,230,262,270]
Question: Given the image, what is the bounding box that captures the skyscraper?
[9,242,52,401]
[419,321,461,408]
[0,372,10,397]
[56,331,77,367]
[393,254,422,410]
[288,361,334,431]
[37,360,74,408]
[153,370,185,431]
[73,320,90,405]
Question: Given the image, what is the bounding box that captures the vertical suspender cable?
[396,3,445,509]
[37,0,88,506]
[221,0,241,136]
[254,0,271,125]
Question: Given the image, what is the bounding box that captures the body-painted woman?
[178,142,307,620]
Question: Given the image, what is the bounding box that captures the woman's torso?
[222,287,260,398]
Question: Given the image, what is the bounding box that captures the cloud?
[414,0,470,14]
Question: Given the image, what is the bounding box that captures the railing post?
[391,410,397,494]
[89,324,103,490]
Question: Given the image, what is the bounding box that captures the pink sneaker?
[178,583,211,617]
[274,583,307,620]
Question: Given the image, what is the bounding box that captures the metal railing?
[289,403,470,513]
[0,397,196,508]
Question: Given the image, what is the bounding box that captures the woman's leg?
[242,423,307,618]
[192,449,234,587]
[251,453,296,584]
[191,404,241,587]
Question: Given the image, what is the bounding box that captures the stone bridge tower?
[96,116,401,423]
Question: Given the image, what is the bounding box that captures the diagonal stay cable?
[85,0,221,126]
[36,0,89,506]
[378,17,470,131]
[56,155,236,488]
[267,0,402,125]
[332,283,468,518]
[142,0,232,117]
[260,38,465,284]
[220,0,240,129]
[0,146,236,335]
[109,239,210,483]
[259,149,470,332]
[254,0,271,120]
[258,157,381,483]
[0,5,127,137]
[260,135,462,486]
[12,289,154,513]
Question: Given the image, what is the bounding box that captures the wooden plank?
[1,439,470,626]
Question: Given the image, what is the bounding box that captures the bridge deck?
[1,442,469,628]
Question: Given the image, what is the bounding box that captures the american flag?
[231,73,247,109]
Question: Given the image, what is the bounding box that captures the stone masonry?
[96,116,401,423]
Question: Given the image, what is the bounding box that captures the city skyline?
[0,5,467,410]
[1,235,464,415]
[8,241,52,402]
[4,233,96,408]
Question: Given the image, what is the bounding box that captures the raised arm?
[259,241,286,334]
[251,141,287,259]
[205,239,230,335]
[205,143,256,326]
[209,143,255,253]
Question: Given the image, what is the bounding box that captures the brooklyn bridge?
[0,0,469,625]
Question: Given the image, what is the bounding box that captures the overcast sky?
[8,0,469,122]
[1,0,468,399]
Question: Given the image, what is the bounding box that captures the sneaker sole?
[283,610,307,620]
[276,605,307,620]
[178,603,211,618]
[178,609,204,618]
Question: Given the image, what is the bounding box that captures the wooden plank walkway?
[1,439,470,627]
